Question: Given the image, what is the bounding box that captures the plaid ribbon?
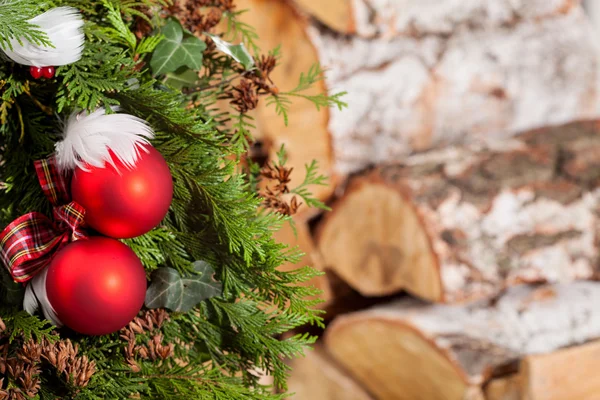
[0,156,86,283]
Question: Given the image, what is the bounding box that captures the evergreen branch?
[290,160,331,210]
[3,309,58,343]
[224,10,260,55]
[0,0,52,51]
[266,63,347,125]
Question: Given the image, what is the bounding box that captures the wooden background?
[237,1,600,399]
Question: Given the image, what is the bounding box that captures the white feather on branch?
[1,6,84,67]
[23,268,63,327]
[55,107,155,172]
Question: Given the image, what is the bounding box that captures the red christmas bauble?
[71,145,173,239]
[46,237,147,335]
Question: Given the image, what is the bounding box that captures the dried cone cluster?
[0,317,96,400]
[259,162,302,216]
[165,1,233,34]
[220,52,279,114]
[121,309,173,373]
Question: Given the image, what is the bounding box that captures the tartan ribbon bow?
[0,156,87,283]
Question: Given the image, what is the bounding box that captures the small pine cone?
[18,339,42,364]
[145,309,169,330]
[6,359,25,380]
[216,0,235,12]
[74,356,96,388]
[17,364,40,398]
[41,341,58,368]
[6,389,25,400]
[120,327,136,343]
[148,335,173,361]
[136,345,149,360]
[126,359,142,373]
[124,337,136,360]
[143,313,155,331]
[257,55,277,79]
[156,342,174,360]
[204,8,223,31]
[289,196,301,215]
[152,309,169,329]
[0,344,8,375]
[129,320,145,335]
[230,79,259,114]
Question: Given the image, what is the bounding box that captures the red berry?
[42,66,55,79]
[29,66,43,79]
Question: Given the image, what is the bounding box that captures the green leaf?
[165,68,200,90]
[145,261,222,312]
[206,33,255,70]
[150,19,206,75]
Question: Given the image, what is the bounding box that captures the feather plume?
[55,107,155,171]
[23,268,63,327]
[1,6,84,67]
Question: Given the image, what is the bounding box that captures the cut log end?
[316,121,600,303]
[324,282,600,400]
[316,177,442,301]
[287,346,374,400]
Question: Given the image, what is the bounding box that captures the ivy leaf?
[165,68,200,90]
[145,261,222,312]
[206,33,255,70]
[150,19,206,75]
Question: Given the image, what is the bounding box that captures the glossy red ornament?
[30,66,43,79]
[42,66,55,79]
[71,145,173,239]
[45,237,147,335]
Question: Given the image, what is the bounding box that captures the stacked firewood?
[236,0,600,399]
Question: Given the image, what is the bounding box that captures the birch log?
[294,0,577,37]
[324,282,600,400]
[306,0,600,175]
[316,121,600,302]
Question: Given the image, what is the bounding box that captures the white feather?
[1,7,84,67]
[23,268,63,327]
[55,107,155,171]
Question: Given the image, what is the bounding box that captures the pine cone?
[146,335,174,361]
[17,364,40,398]
[17,339,42,364]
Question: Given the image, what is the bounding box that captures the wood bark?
[316,121,600,302]
[293,0,577,37]
[306,1,600,175]
[324,282,600,400]
[235,0,337,205]
[286,345,374,400]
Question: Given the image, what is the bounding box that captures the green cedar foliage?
[0,1,345,398]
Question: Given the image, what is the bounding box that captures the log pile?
[324,282,600,400]
[232,0,600,399]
